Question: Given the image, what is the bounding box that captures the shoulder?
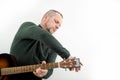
[20,21,36,27]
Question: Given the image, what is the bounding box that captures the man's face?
[44,13,63,34]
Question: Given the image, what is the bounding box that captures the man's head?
[40,10,63,34]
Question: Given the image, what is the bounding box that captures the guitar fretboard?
[1,62,59,75]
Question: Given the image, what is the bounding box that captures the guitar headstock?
[60,58,81,69]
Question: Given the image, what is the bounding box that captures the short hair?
[44,9,63,18]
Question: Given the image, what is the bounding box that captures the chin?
[48,31,53,34]
[49,30,55,34]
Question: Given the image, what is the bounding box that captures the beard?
[49,28,54,34]
[47,28,54,34]
[45,23,54,34]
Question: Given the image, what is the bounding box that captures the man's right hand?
[33,61,48,77]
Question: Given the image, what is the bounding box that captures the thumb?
[42,61,46,64]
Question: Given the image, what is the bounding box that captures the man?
[10,10,82,80]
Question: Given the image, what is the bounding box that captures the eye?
[54,19,61,27]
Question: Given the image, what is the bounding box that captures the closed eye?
[54,19,61,26]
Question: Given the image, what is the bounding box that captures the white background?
[0,0,120,80]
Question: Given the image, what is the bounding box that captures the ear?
[43,15,48,21]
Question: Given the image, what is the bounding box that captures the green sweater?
[10,22,70,80]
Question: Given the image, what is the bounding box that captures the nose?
[56,23,61,29]
[55,25,59,29]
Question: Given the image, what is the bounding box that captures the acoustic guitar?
[0,53,81,80]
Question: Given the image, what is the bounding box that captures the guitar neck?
[1,62,60,75]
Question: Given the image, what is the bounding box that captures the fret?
[55,63,59,68]
[46,63,51,69]
[41,64,45,69]
[47,63,51,69]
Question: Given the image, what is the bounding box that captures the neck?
[39,23,52,34]
[40,23,47,29]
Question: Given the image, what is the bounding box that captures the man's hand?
[33,61,48,77]
[68,56,83,72]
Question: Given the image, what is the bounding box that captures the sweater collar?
[38,25,42,28]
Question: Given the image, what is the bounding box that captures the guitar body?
[0,53,17,80]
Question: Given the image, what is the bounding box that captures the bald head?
[43,10,63,19]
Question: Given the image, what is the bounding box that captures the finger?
[75,67,80,72]
[33,71,43,77]
[68,56,75,59]
[69,67,74,71]
[35,67,41,73]
[42,61,46,64]
[33,68,43,77]
[40,69,48,73]
[33,71,39,76]
[80,61,83,66]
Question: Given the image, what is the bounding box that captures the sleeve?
[19,23,70,59]
[43,51,57,79]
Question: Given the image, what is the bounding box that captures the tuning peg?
[64,66,67,71]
